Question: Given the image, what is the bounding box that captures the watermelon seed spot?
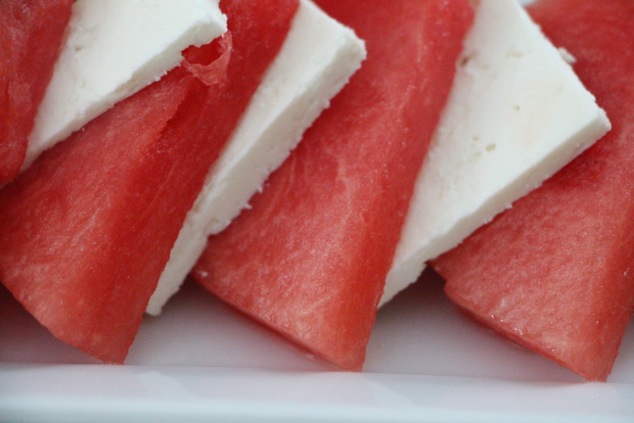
[458,54,472,68]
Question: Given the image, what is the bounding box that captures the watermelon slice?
[433,0,634,381]
[146,0,366,315]
[26,0,226,170]
[380,0,609,307]
[193,0,474,370]
[0,0,298,363]
[0,0,73,186]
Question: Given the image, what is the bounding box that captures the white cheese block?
[25,0,226,169]
[146,0,366,315]
[380,0,610,306]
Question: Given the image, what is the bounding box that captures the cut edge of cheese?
[145,0,366,315]
[25,0,227,169]
[380,0,610,306]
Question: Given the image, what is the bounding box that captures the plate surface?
[1,270,633,422]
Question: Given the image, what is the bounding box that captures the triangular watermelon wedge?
[0,0,73,186]
[145,0,366,315]
[193,0,474,370]
[433,0,634,382]
[380,0,609,306]
[0,0,298,363]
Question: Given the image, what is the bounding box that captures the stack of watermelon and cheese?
[24,0,228,170]
[433,0,634,382]
[196,0,475,370]
[0,0,631,383]
[194,0,616,379]
[0,0,365,363]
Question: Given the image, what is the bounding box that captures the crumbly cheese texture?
[381,0,610,306]
[146,0,366,315]
[25,0,226,168]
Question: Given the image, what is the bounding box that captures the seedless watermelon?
[0,0,73,186]
[0,0,298,363]
[433,0,634,381]
[193,0,474,370]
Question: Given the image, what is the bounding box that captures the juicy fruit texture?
[381,0,610,306]
[0,0,298,363]
[433,0,634,381]
[194,0,474,370]
[0,0,73,186]
[146,0,366,315]
[0,74,203,363]
[26,0,227,169]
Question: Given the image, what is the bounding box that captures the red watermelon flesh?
[0,0,73,186]
[193,0,474,370]
[433,0,634,381]
[0,0,298,363]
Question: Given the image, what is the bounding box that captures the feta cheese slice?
[25,0,226,169]
[146,0,366,315]
[381,0,610,306]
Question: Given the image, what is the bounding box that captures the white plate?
[1,270,633,422]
